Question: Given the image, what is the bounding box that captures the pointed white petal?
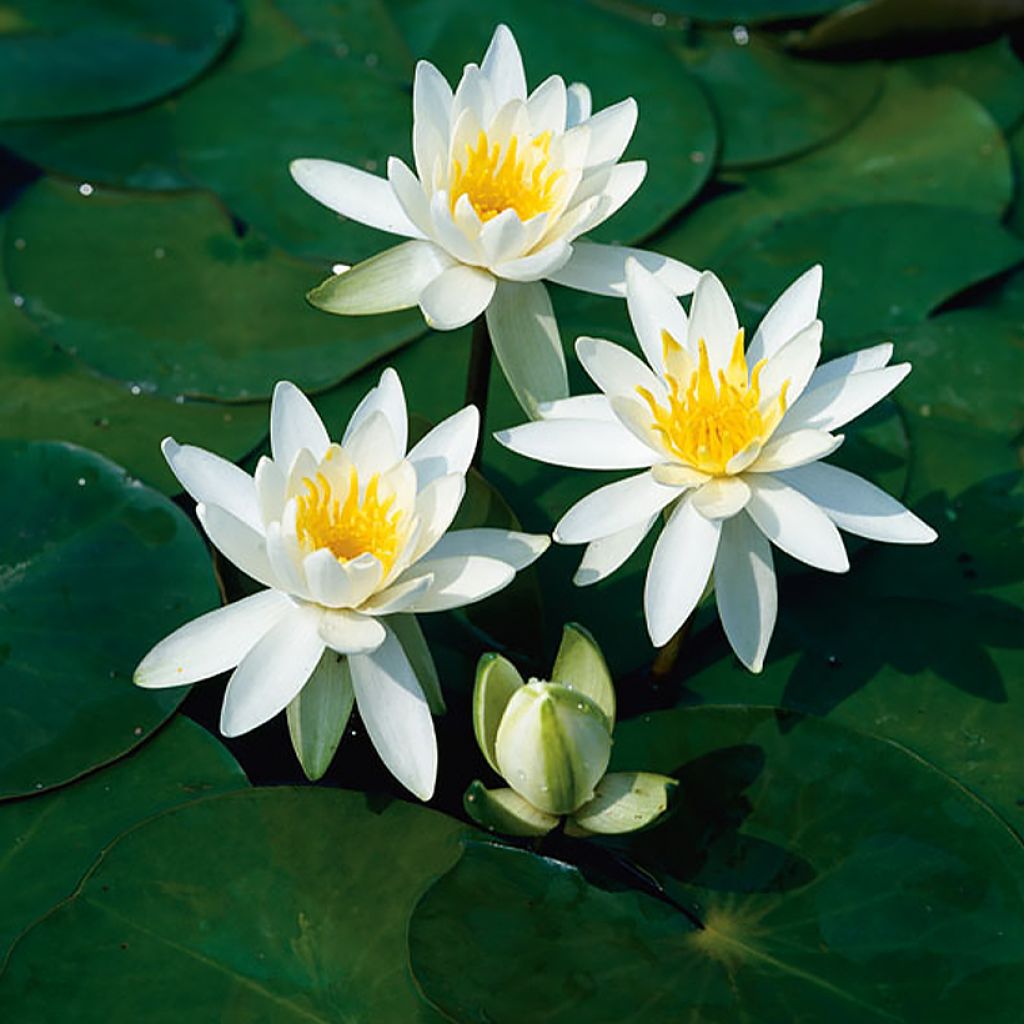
[270,380,330,467]
[554,472,678,544]
[576,335,664,401]
[777,462,937,544]
[419,264,496,330]
[526,74,567,133]
[410,472,466,561]
[745,475,849,572]
[726,440,763,475]
[360,573,435,615]
[318,608,387,654]
[428,192,482,264]
[566,82,592,126]
[134,590,291,689]
[566,162,646,235]
[197,503,278,589]
[580,97,637,167]
[625,258,689,375]
[651,462,711,488]
[266,518,311,599]
[715,513,776,673]
[687,271,739,372]
[407,405,479,487]
[344,410,400,479]
[481,23,527,105]
[342,367,408,456]
[810,342,894,387]
[254,456,285,526]
[492,239,572,282]
[574,515,656,586]
[402,555,515,612]
[785,363,911,432]
[757,320,823,408]
[425,528,549,570]
[486,279,567,418]
[388,614,445,714]
[690,477,751,520]
[220,604,324,737]
[301,548,374,608]
[747,265,822,366]
[478,208,529,265]
[350,625,437,800]
[161,439,261,532]
[536,394,616,421]
[413,58,453,140]
[549,241,699,297]
[387,156,433,237]
[495,418,659,469]
[751,429,843,473]
[645,497,721,647]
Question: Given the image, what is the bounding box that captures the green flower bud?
[494,680,612,816]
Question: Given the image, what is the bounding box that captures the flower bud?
[494,680,612,816]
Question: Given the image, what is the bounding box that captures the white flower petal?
[134,590,291,689]
[388,614,445,714]
[809,342,894,387]
[566,82,592,126]
[478,208,528,265]
[690,477,751,520]
[402,555,515,612]
[350,624,437,800]
[413,59,453,182]
[304,548,363,608]
[569,162,646,237]
[407,405,479,489]
[645,497,721,647]
[747,265,823,367]
[254,456,285,527]
[197,503,278,590]
[289,159,424,238]
[428,190,484,264]
[425,527,550,570]
[270,380,330,467]
[387,156,433,237]
[580,97,637,167]
[714,512,777,673]
[687,270,739,372]
[486,279,567,417]
[266,518,310,599]
[576,335,664,401]
[419,264,496,330]
[554,471,678,544]
[726,440,763,475]
[495,418,659,470]
[308,239,454,315]
[220,603,325,737]
[750,429,843,473]
[651,462,712,488]
[574,515,656,587]
[492,238,572,282]
[625,258,689,375]
[745,475,849,572]
[526,73,567,133]
[361,573,435,615]
[757,320,823,409]
[344,410,400,479]
[481,24,527,106]
[318,607,387,654]
[161,438,261,533]
[548,241,699,297]
[451,63,494,132]
[537,394,616,422]
[342,367,408,456]
[411,472,466,561]
[777,462,937,544]
[784,363,911,433]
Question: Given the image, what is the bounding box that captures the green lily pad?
[0,440,220,799]
[3,180,426,401]
[633,0,849,22]
[0,280,268,494]
[0,0,239,123]
[1009,121,1024,239]
[0,717,246,964]
[410,707,1024,1022]
[675,28,881,169]
[391,0,717,244]
[0,788,464,1021]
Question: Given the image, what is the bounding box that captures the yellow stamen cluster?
[295,467,403,572]
[450,130,564,222]
[637,330,788,476]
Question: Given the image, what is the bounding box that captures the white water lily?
[497,261,937,672]
[134,371,549,799]
[290,23,697,417]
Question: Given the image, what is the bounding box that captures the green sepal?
[472,652,524,773]
[566,772,678,836]
[463,781,559,837]
[550,622,616,728]
[286,651,355,782]
[389,613,445,714]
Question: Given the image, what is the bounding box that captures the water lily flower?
[466,623,676,836]
[290,24,697,417]
[496,262,937,672]
[134,371,549,800]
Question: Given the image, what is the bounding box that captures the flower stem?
[464,315,493,469]
[651,613,694,682]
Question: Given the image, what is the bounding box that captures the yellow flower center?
[450,130,564,222]
[637,330,789,476]
[295,467,403,572]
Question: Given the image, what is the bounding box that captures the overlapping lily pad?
[0,0,239,123]
[0,788,466,1021]
[3,180,426,400]
[0,717,247,963]
[0,440,220,798]
[410,707,1024,1022]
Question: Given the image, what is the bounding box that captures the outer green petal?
[485,279,567,419]
[550,622,616,728]
[463,781,559,837]
[472,653,524,773]
[286,651,355,781]
[389,613,445,714]
[567,771,677,836]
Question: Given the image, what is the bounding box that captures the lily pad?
[0,717,247,964]
[0,788,464,1021]
[0,0,239,123]
[391,0,718,243]
[675,28,881,169]
[3,180,426,401]
[637,0,849,21]
[410,707,1024,1022]
[0,440,220,798]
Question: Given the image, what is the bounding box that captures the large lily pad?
[0,788,465,1021]
[0,0,239,123]
[639,0,849,21]
[0,717,247,963]
[3,180,426,400]
[0,440,220,798]
[410,707,1024,1022]
[391,0,718,243]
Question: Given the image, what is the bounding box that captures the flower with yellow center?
[289,24,697,417]
[134,370,549,799]
[497,261,936,672]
